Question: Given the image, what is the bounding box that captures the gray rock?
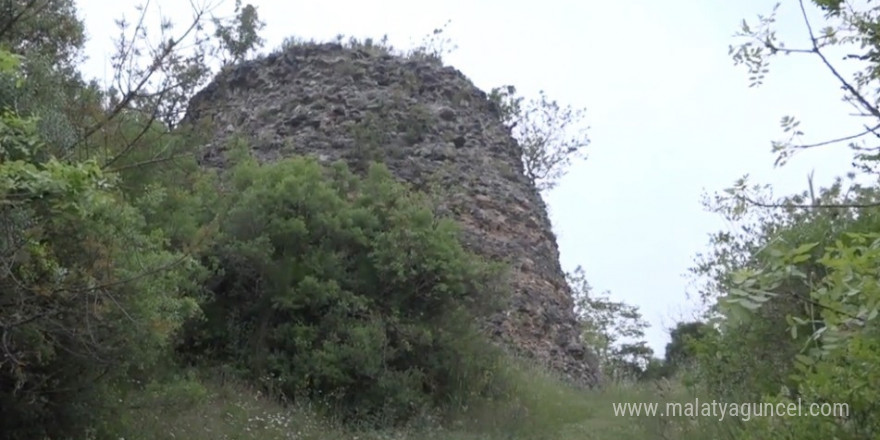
[183,42,600,388]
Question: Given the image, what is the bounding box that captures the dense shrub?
[0,68,205,438]
[180,155,510,425]
[684,180,880,438]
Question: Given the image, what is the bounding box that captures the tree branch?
[737,194,880,209]
[798,0,880,120]
[790,124,880,150]
[73,3,209,149]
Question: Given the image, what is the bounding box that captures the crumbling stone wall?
[184,42,600,386]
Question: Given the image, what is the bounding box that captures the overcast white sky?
[77,0,865,356]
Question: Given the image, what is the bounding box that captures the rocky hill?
[184,41,600,386]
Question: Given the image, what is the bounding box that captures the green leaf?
[790,316,808,325]
[768,247,785,258]
[794,354,814,366]
[0,50,21,73]
[730,287,751,297]
[730,271,753,285]
[791,242,818,255]
[739,298,761,311]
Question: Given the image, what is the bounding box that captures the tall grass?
[107,361,751,440]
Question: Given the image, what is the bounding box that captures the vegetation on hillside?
[675,1,880,438]
[4,0,880,439]
[0,1,601,439]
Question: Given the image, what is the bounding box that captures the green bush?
[689,182,880,438]
[180,155,509,425]
[0,98,205,439]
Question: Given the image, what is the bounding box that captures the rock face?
[184,42,600,386]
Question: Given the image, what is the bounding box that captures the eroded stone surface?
[184,42,600,386]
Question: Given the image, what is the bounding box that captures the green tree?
[0,0,85,67]
[686,2,880,437]
[0,1,272,436]
[663,321,711,371]
[568,266,653,380]
[211,0,266,66]
[729,0,880,171]
[180,154,510,426]
[0,48,206,439]
[488,85,589,192]
[0,0,90,158]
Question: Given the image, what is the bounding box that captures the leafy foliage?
[212,0,266,66]
[488,85,589,192]
[568,266,653,381]
[729,0,880,169]
[180,155,510,425]
[680,2,880,438]
[0,49,205,439]
[663,321,714,374]
[0,1,598,437]
[0,0,85,67]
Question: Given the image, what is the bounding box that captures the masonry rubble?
[184,42,601,386]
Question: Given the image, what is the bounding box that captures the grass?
[107,362,745,440]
